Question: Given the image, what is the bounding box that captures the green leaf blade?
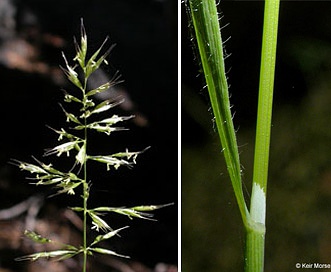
[188,0,248,224]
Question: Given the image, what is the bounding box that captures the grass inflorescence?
[12,20,171,271]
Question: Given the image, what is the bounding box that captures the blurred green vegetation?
[182,1,331,271]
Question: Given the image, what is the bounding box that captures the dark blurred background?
[182,1,331,271]
[0,0,177,271]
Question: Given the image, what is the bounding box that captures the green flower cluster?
[12,21,171,269]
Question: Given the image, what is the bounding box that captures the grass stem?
[246,0,280,271]
[83,83,88,272]
[252,0,280,197]
[187,0,280,270]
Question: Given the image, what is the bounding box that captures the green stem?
[83,184,88,272]
[252,0,280,196]
[187,0,280,271]
[82,79,88,272]
[187,0,249,227]
[246,0,280,271]
[245,227,265,272]
[83,161,88,271]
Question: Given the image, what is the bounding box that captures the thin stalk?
[82,80,88,272]
[251,0,280,202]
[246,0,280,271]
[82,137,88,272]
[187,0,249,227]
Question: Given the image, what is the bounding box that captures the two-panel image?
[0,1,331,271]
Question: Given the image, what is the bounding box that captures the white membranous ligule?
[250,183,266,226]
